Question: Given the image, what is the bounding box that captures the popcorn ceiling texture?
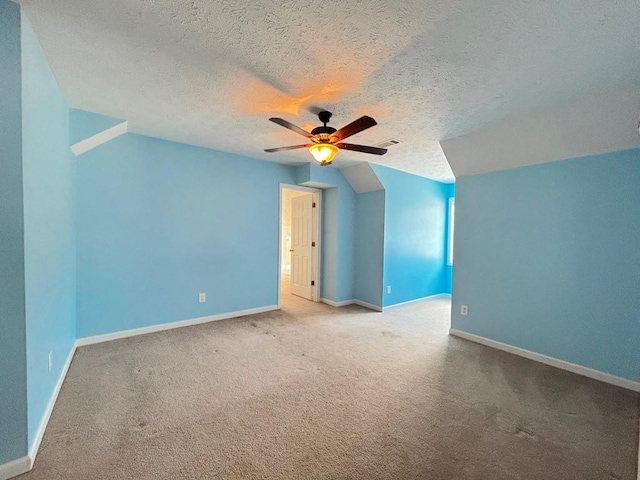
[18,0,640,182]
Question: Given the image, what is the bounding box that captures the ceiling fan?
[264,110,387,166]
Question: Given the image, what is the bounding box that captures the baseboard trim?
[449,329,640,393]
[320,298,354,308]
[320,298,383,311]
[3,306,280,479]
[28,343,77,464]
[322,295,451,312]
[383,293,451,310]
[0,456,30,480]
[352,299,383,312]
[76,305,279,347]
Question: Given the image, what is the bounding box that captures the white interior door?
[290,193,313,300]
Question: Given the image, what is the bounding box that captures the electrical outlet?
[461,305,469,316]
[198,293,206,303]
[48,351,53,373]
[386,286,392,294]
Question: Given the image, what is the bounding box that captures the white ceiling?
[441,87,640,177]
[19,0,640,183]
[341,164,383,194]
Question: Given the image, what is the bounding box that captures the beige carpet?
[20,291,638,480]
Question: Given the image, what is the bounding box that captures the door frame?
[278,183,322,308]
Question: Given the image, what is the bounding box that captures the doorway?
[279,185,321,308]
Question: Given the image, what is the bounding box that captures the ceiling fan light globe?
[309,143,339,164]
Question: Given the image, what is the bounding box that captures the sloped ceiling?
[441,87,640,177]
[19,0,640,183]
[341,164,384,193]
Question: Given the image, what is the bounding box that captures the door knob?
[289,249,294,252]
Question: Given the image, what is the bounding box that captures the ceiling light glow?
[309,143,339,165]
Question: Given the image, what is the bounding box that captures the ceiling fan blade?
[331,116,377,142]
[269,118,313,138]
[265,144,312,153]
[337,143,387,155]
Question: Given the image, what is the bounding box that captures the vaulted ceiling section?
[19,0,640,182]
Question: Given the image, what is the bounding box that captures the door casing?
[278,184,322,307]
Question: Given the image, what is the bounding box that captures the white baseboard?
[449,329,640,393]
[320,298,383,311]
[320,298,354,308]
[352,299,383,312]
[383,293,451,310]
[76,305,279,347]
[29,343,77,464]
[321,294,451,312]
[4,305,277,479]
[0,456,30,480]
[0,345,79,479]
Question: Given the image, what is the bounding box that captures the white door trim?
[278,184,322,308]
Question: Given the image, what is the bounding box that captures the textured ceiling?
[19,0,640,183]
[442,87,640,177]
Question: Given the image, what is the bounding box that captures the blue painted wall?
[322,188,340,301]
[0,0,29,464]
[354,191,385,307]
[371,165,450,307]
[76,134,297,337]
[297,164,356,303]
[21,13,77,449]
[451,149,640,381]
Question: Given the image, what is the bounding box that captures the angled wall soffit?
[440,88,640,178]
[340,163,384,193]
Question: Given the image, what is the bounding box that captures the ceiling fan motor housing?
[310,125,337,142]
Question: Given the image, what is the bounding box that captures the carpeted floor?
[20,288,638,480]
